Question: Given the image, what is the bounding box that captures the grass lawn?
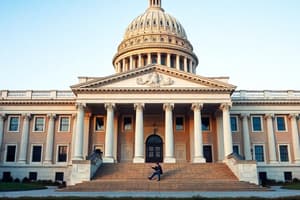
[282,183,300,190]
[0,182,47,191]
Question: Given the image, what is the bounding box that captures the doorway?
[203,145,213,163]
[146,134,163,163]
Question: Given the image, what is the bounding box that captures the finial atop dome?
[149,0,162,9]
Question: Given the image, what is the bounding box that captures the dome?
[113,0,198,74]
[124,4,187,40]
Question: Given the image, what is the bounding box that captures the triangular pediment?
[71,65,236,93]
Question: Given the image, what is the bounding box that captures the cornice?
[0,100,75,105]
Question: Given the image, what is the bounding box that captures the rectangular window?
[251,116,263,132]
[279,145,289,162]
[230,116,238,132]
[254,145,265,162]
[6,145,16,162]
[33,116,45,132]
[175,116,184,130]
[8,116,19,132]
[123,116,132,131]
[233,145,239,155]
[59,116,70,132]
[55,172,64,181]
[29,172,37,181]
[57,146,68,162]
[284,172,292,182]
[95,116,104,131]
[202,117,210,131]
[31,145,42,162]
[276,116,287,132]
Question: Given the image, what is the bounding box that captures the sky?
[0,0,299,91]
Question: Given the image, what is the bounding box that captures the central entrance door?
[146,134,163,163]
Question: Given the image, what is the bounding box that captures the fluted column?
[191,103,206,163]
[289,114,300,163]
[73,103,85,160]
[265,114,277,163]
[0,114,5,153]
[221,103,233,157]
[18,114,31,164]
[241,114,252,160]
[167,54,171,67]
[157,53,161,65]
[163,103,176,163]
[147,53,151,65]
[44,114,56,164]
[133,103,145,163]
[104,103,115,163]
[138,54,142,67]
[184,57,188,72]
[176,55,180,70]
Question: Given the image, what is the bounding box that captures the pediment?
[71,65,236,93]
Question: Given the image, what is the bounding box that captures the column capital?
[134,103,145,110]
[47,114,57,120]
[163,103,174,111]
[21,113,31,120]
[75,103,86,109]
[264,113,274,120]
[191,103,203,111]
[220,103,232,111]
[240,113,250,119]
[0,114,6,121]
[104,103,115,110]
[289,113,299,120]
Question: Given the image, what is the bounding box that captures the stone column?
[104,103,115,163]
[189,60,193,73]
[241,114,252,160]
[133,103,145,163]
[73,103,85,160]
[289,114,300,163]
[138,54,142,67]
[157,53,161,65]
[176,55,180,70]
[0,114,5,153]
[44,114,56,164]
[184,57,188,72]
[130,56,133,70]
[191,103,206,163]
[265,114,277,163]
[18,114,31,164]
[163,103,176,163]
[221,103,233,157]
[147,53,151,65]
[167,54,171,67]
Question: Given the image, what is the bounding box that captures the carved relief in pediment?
[136,72,174,87]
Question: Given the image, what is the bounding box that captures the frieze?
[136,72,174,87]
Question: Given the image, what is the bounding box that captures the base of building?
[164,157,176,163]
[103,157,114,163]
[133,157,145,163]
[193,157,206,163]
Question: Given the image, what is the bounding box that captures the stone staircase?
[63,163,265,191]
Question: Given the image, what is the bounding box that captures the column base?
[133,157,145,163]
[17,160,26,164]
[193,157,206,163]
[103,157,115,163]
[294,160,300,164]
[43,160,53,165]
[164,157,176,163]
[72,156,84,161]
[269,161,279,164]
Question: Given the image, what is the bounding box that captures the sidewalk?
[1,186,300,198]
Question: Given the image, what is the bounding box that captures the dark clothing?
[148,163,163,181]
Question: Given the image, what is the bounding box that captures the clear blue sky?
[0,0,299,90]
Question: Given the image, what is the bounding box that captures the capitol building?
[1,0,300,186]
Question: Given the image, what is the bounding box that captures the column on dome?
[130,56,133,70]
[157,53,161,65]
[191,103,206,163]
[122,59,126,72]
[18,114,31,164]
[189,60,193,73]
[104,103,115,163]
[176,55,180,70]
[0,114,5,152]
[133,103,145,163]
[220,103,233,157]
[44,114,56,164]
[289,114,300,163]
[73,103,85,160]
[138,54,142,67]
[167,54,171,67]
[241,114,252,160]
[184,57,188,72]
[147,53,151,65]
[163,103,176,163]
[265,114,277,163]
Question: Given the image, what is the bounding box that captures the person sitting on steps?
[148,162,163,181]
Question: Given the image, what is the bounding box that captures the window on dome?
[153,20,156,26]
[160,20,163,26]
[151,54,157,64]
[161,54,166,65]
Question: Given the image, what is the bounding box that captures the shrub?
[14,178,20,183]
[22,177,30,183]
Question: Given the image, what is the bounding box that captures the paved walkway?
[1,186,300,198]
